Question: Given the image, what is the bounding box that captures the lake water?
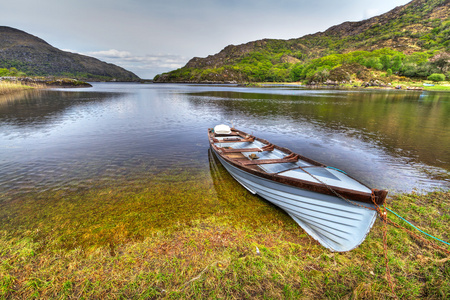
[0,83,449,202]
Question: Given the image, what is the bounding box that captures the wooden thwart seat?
[212,136,256,143]
[240,153,299,166]
[220,144,275,153]
[214,132,239,137]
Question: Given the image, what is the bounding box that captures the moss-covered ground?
[0,158,449,299]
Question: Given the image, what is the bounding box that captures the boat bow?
[208,125,387,252]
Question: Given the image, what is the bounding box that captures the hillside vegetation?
[0,27,140,81]
[155,0,450,84]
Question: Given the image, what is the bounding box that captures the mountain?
[154,0,450,83]
[0,26,140,81]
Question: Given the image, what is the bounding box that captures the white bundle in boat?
[214,124,231,134]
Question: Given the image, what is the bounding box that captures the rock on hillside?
[155,0,450,83]
[0,26,140,81]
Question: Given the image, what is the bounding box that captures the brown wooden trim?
[208,128,387,205]
[218,143,275,153]
[372,189,388,205]
[240,155,299,166]
[214,132,239,137]
[221,147,263,153]
[262,144,275,151]
[216,137,254,143]
[224,149,385,205]
[231,129,324,167]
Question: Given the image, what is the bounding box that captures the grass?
[390,79,450,91]
[254,77,450,91]
[0,158,449,299]
[0,81,34,95]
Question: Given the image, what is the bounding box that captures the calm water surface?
[0,83,449,201]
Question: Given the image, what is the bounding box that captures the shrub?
[427,73,446,82]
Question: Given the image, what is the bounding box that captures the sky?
[1,0,412,79]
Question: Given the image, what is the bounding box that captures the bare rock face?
[280,55,301,64]
[0,26,140,81]
[328,64,372,82]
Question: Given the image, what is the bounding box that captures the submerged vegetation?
[0,160,449,299]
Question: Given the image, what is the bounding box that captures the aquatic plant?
[0,165,448,299]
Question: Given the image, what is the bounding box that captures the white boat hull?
[212,149,377,252]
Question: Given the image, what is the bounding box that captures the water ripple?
[1,84,449,202]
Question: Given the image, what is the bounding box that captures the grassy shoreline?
[0,78,91,96]
[0,164,449,299]
[0,81,35,95]
[0,79,449,299]
[254,79,450,91]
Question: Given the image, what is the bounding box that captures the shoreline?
[0,81,36,95]
[1,80,449,298]
[0,78,93,96]
[0,168,448,299]
[151,79,450,91]
[244,80,450,91]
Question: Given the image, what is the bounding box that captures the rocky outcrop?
[0,27,140,81]
[185,40,276,69]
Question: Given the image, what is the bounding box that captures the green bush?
[427,73,446,82]
[0,68,9,76]
[0,67,26,77]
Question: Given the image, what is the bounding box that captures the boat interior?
[209,127,373,194]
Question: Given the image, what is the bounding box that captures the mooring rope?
[301,167,450,298]
[371,192,397,299]
[383,206,450,247]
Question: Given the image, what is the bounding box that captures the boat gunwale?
[208,127,387,205]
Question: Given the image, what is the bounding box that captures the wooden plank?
[225,153,246,159]
[240,154,299,166]
[222,147,262,153]
[209,128,388,205]
[215,137,255,143]
[214,132,239,137]
[219,144,274,153]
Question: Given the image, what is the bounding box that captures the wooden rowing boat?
[407,86,423,91]
[208,125,388,252]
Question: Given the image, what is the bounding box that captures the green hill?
[0,26,140,81]
[154,0,450,83]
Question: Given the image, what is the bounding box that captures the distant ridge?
[0,26,140,81]
[155,0,450,83]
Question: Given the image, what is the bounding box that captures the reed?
[0,81,35,95]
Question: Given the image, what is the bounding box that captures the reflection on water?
[188,89,450,191]
[0,90,120,128]
[188,90,450,169]
[0,83,449,202]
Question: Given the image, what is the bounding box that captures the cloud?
[86,49,133,59]
[363,8,382,20]
[63,49,189,79]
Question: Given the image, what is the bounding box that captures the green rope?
[326,166,347,174]
[383,206,450,246]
